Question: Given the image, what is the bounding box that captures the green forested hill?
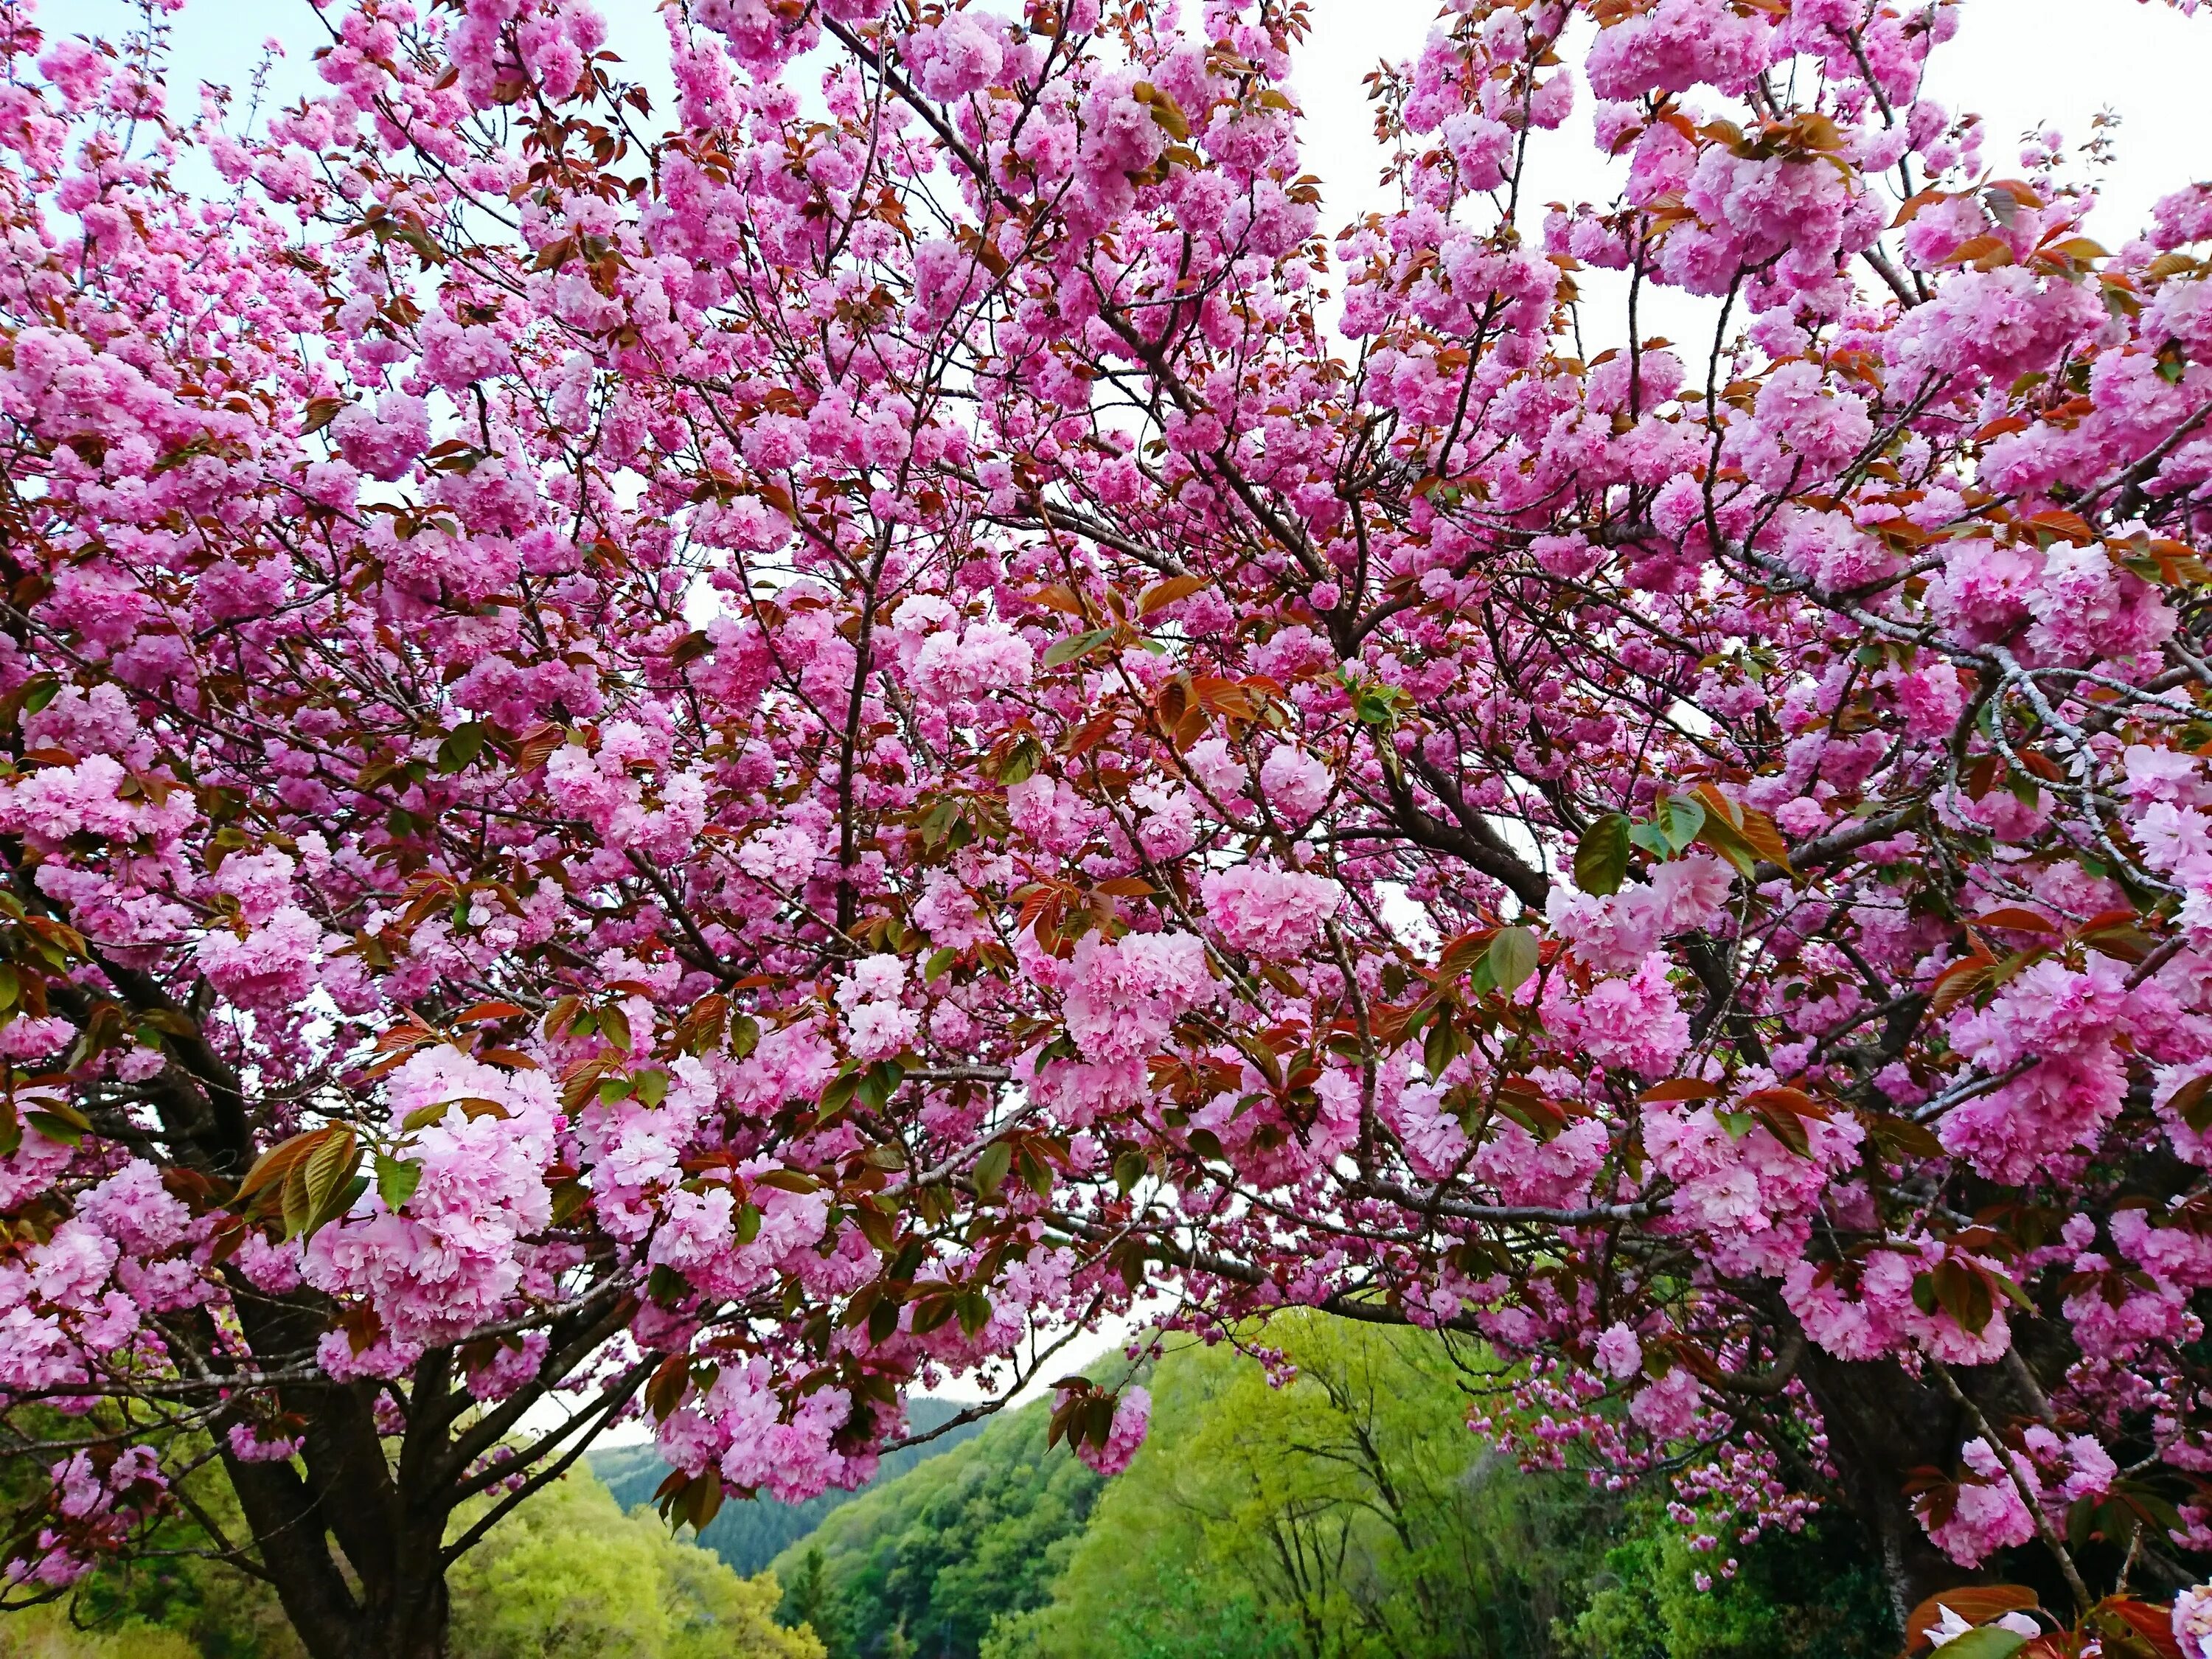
[769,1318,1897,1659]
[768,1395,1103,1659]
[591,1398,986,1576]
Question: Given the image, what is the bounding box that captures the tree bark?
[1795,1345,1983,1632]
[220,1434,453,1659]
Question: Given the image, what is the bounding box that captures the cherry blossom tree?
[6,0,2212,1651]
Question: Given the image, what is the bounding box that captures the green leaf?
[24,1108,86,1147]
[1422,1009,1464,1078]
[974,1139,1014,1197]
[924,947,959,983]
[1020,1147,1055,1199]
[1931,1630,2025,1659]
[1042,628,1113,669]
[598,1003,632,1054]
[728,1014,760,1061]
[298,1127,362,1239]
[910,1294,957,1336]
[734,1202,762,1245]
[994,737,1043,786]
[1573,814,1632,896]
[375,1152,423,1212]
[1691,810,1760,880]
[818,1069,860,1122]
[2171,1072,2212,1135]
[633,1068,669,1108]
[1932,1258,1994,1335]
[304,1125,358,1213]
[400,1100,452,1132]
[1112,1148,1147,1197]
[1485,927,1539,996]
[435,721,487,774]
[1655,793,1706,852]
[955,1290,993,1338]
[857,1059,904,1111]
[549,1179,591,1225]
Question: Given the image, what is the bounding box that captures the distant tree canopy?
[777,1315,1896,1659]
[0,1440,815,1659]
[990,1319,1585,1659]
[770,1394,1105,1659]
[447,1469,821,1659]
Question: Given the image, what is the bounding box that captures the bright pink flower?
[1199,863,1343,959]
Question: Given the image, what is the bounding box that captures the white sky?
[60,0,2212,1423]
[75,0,2212,375]
[77,0,2211,236]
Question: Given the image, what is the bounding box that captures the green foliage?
[768,1394,1103,1659]
[0,1444,828,1659]
[447,1465,824,1659]
[594,1399,985,1576]
[1559,1509,1896,1659]
[0,1420,300,1659]
[987,1315,1616,1659]
[0,1605,201,1659]
[1,1349,1896,1659]
[779,1315,1899,1659]
[784,1547,849,1657]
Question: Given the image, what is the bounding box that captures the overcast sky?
[75,0,2210,235]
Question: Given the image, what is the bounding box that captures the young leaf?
[1137,574,1208,616]
[1655,793,1706,852]
[1573,814,1632,896]
[1485,927,1539,995]
[974,1139,1014,1197]
[375,1152,423,1212]
[1924,1631,2023,1659]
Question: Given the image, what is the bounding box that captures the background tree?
[445,1467,821,1659]
[990,1318,1600,1659]
[3,0,2212,1654]
[770,1388,1101,1659]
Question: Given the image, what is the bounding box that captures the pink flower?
[1380,1075,1468,1180]
[1628,1366,1704,1440]
[195,907,330,1012]
[227,1422,303,1464]
[1585,0,1773,100]
[1071,1385,1150,1475]
[837,953,919,1061]
[1595,1322,1643,1380]
[1062,930,1214,1066]
[903,13,1004,101]
[911,619,1034,703]
[1924,1439,2036,1567]
[1543,953,1689,1079]
[2176,1585,2212,1659]
[1199,863,1343,959]
[1258,745,1332,821]
[331,391,431,482]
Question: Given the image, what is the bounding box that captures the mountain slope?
[768,1397,1102,1659]
[592,1398,985,1577]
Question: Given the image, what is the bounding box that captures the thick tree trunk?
[1795,1346,1980,1632]
[220,1438,454,1659]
